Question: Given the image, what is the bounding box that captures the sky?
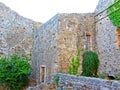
[0,0,99,23]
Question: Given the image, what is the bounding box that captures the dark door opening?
[40,66,46,82]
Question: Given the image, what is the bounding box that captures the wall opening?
[40,65,46,82]
[116,28,120,49]
[85,34,92,50]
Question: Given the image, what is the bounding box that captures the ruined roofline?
[0,2,42,24]
[37,12,95,31]
[57,13,94,15]
[36,13,59,30]
[94,0,114,15]
[40,13,95,25]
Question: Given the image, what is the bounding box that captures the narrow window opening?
[85,34,92,50]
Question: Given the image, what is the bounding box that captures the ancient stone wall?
[26,73,120,90]
[32,13,95,83]
[32,14,59,83]
[56,73,120,90]
[0,2,41,58]
[95,0,120,76]
[57,13,95,73]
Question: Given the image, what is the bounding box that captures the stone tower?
[32,13,96,83]
[32,0,120,84]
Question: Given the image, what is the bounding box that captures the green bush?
[68,48,80,75]
[81,51,99,77]
[0,54,32,90]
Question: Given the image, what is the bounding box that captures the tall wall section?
[95,0,120,75]
[0,2,41,58]
[32,14,59,83]
[57,13,96,73]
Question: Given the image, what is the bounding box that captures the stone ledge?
[56,73,120,90]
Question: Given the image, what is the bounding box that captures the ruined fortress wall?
[32,13,95,83]
[95,0,120,75]
[0,3,41,58]
[57,14,78,73]
[57,13,96,73]
[32,14,59,83]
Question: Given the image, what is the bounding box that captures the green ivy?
[107,0,120,28]
[0,54,32,90]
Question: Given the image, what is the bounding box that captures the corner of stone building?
[31,13,60,84]
[94,0,120,76]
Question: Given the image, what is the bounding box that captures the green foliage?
[68,48,80,75]
[81,51,99,77]
[114,76,120,80]
[107,0,120,28]
[114,74,120,80]
[114,0,119,2]
[54,75,59,86]
[0,54,32,90]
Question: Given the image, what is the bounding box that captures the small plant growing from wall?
[81,51,99,77]
[0,54,32,90]
[68,48,80,75]
[0,52,4,58]
[54,75,60,86]
[99,74,106,79]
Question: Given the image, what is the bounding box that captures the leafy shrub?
[81,51,99,77]
[68,48,80,75]
[0,54,32,90]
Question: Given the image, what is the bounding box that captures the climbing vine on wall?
[107,0,120,28]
